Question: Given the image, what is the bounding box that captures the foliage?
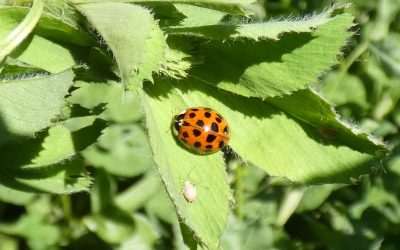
[0,0,398,249]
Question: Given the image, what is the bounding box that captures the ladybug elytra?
[172,107,230,154]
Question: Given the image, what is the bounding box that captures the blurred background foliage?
[1,0,400,249]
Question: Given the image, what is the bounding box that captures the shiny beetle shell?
[172,107,230,154]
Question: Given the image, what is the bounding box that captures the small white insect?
[182,180,197,203]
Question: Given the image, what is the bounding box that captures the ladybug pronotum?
[172,107,230,154]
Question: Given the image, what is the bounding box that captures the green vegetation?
[0,0,398,249]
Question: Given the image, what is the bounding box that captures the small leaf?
[190,7,354,98]
[76,2,166,88]
[0,70,74,144]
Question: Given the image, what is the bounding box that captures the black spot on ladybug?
[206,145,213,149]
[215,117,222,123]
[191,108,199,111]
[182,131,189,138]
[183,121,190,126]
[223,126,228,134]
[189,113,196,118]
[211,122,219,133]
[218,140,225,149]
[204,112,211,118]
[206,134,216,143]
[196,120,204,127]
[177,113,185,121]
[194,142,201,148]
[193,129,201,137]
[174,121,181,132]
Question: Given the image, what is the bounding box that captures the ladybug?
[172,107,230,154]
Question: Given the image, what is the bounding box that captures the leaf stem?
[0,0,44,61]
[61,195,73,221]
[234,163,246,220]
[338,41,369,80]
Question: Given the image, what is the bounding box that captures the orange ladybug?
[172,107,230,154]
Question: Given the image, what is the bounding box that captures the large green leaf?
[140,81,230,248]
[167,4,346,41]
[144,77,383,184]
[0,70,74,144]
[76,2,167,88]
[190,7,354,98]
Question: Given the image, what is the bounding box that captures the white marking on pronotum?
[183,180,197,203]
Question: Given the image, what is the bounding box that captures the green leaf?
[322,71,368,108]
[10,34,76,73]
[30,125,75,167]
[267,88,385,156]
[71,0,255,15]
[116,172,163,211]
[76,2,167,88]
[0,6,94,46]
[0,58,45,79]
[173,4,227,27]
[0,0,44,62]
[296,184,337,212]
[160,37,193,79]
[68,81,142,122]
[190,7,355,98]
[0,212,60,250]
[28,117,101,168]
[0,155,92,194]
[82,124,153,177]
[167,4,347,41]
[0,70,74,144]
[0,183,35,205]
[145,78,384,184]
[140,81,230,248]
